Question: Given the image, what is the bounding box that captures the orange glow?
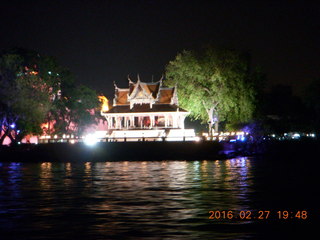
[98,95,109,112]
[41,122,49,129]
[24,66,38,75]
[29,71,38,75]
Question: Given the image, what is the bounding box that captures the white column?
[120,117,123,129]
[180,115,185,129]
[150,115,155,128]
[166,114,172,128]
[177,115,181,129]
[172,114,178,128]
[125,117,129,129]
[116,117,121,128]
[115,117,118,129]
[110,117,113,129]
[107,117,111,128]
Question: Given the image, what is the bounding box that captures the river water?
[0,157,317,239]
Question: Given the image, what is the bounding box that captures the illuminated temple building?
[101,77,195,140]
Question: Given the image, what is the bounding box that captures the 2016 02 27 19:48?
[208,210,308,220]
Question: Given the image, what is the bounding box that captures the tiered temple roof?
[101,76,193,138]
[107,77,187,113]
[101,77,188,132]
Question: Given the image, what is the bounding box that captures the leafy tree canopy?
[0,49,55,144]
[51,83,101,136]
[165,47,263,133]
[0,48,100,145]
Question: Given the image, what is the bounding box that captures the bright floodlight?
[194,136,201,142]
[84,134,98,146]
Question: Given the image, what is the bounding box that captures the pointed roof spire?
[128,74,134,84]
[113,81,118,89]
[137,74,141,82]
[159,74,164,86]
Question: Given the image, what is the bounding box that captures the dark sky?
[1,0,319,98]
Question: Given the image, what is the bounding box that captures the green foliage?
[56,84,100,136]
[165,47,262,131]
[0,48,100,144]
[46,70,101,136]
[0,51,53,144]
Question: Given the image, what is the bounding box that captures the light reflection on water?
[0,157,313,239]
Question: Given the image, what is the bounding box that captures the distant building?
[101,76,195,140]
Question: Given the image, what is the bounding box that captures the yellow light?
[98,95,109,112]
[29,71,38,75]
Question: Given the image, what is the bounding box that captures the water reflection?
[85,158,255,236]
[0,158,258,239]
[64,162,72,187]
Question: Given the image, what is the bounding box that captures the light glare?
[84,134,98,146]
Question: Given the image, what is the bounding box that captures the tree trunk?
[8,131,17,146]
[0,133,7,145]
[208,111,219,135]
[203,101,219,137]
[214,116,219,133]
[15,131,25,144]
[0,127,9,145]
[208,122,212,137]
[208,107,214,137]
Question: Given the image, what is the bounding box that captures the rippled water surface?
[0,157,317,239]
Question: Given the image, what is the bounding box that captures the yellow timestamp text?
[208,210,308,220]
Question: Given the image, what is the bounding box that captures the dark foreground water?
[0,157,317,239]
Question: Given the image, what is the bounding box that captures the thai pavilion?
[101,76,195,141]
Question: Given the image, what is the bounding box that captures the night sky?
[1,0,319,98]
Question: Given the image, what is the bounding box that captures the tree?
[52,83,101,136]
[0,50,54,144]
[260,85,309,133]
[165,47,261,134]
[304,78,320,132]
[0,48,101,145]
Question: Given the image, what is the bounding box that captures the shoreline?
[0,139,319,162]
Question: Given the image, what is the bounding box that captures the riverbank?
[0,141,225,162]
[1,139,319,162]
